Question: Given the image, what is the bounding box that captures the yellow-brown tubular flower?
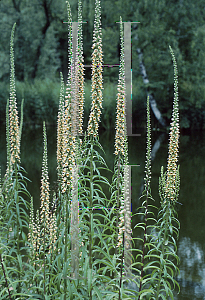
[87,0,104,138]
[165,46,180,204]
[9,23,20,170]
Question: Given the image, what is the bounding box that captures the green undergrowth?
[0,77,143,129]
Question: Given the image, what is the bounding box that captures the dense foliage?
[0,0,204,129]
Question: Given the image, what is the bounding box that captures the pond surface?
[0,123,205,299]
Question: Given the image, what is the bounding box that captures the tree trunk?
[132,25,166,127]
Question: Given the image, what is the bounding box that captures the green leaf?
[93,286,103,300]
[88,268,92,294]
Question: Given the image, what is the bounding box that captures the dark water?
[0,123,205,299]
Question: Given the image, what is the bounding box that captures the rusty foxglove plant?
[0,2,181,299]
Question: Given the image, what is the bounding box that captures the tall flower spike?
[71,0,84,139]
[165,46,180,204]
[57,72,65,190]
[40,122,50,247]
[114,16,126,158]
[87,0,103,137]
[62,2,75,194]
[9,23,20,170]
[3,99,12,201]
[71,22,79,140]
[144,95,151,192]
[6,99,11,175]
[77,0,85,136]
[115,16,129,248]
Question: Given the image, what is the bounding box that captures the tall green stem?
[115,154,120,256]
[138,95,152,298]
[138,192,149,299]
[64,192,69,299]
[15,166,21,294]
[118,232,124,300]
[155,205,169,299]
[43,211,46,297]
[89,138,94,299]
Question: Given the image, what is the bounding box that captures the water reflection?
[176,237,205,299]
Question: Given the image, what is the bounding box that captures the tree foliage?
[0,0,205,129]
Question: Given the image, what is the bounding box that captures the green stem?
[118,232,124,300]
[117,154,123,299]
[64,192,68,300]
[48,241,53,290]
[138,190,149,299]
[35,242,40,295]
[155,204,169,300]
[43,211,46,297]
[115,154,120,256]
[15,165,21,294]
[89,139,94,300]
